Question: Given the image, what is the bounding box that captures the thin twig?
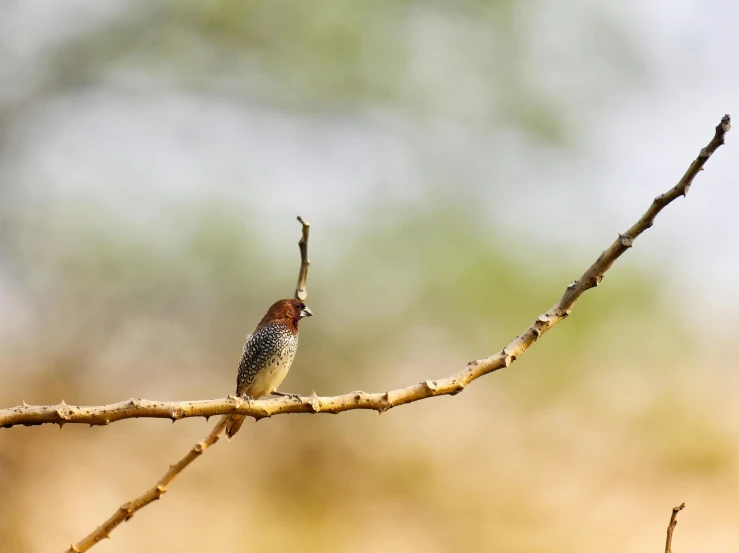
[65,417,228,553]
[665,502,686,553]
[2,115,730,431]
[294,215,310,301]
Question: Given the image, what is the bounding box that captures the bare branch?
[65,417,228,553]
[665,502,686,553]
[294,215,310,301]
[2,114,731,431]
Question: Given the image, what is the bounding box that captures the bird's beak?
[301,306,314,318]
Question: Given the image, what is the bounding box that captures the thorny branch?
[1,115,731,431]
[66,418,228,553]
[665,503,686,553]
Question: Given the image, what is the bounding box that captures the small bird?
[225,298,313,439]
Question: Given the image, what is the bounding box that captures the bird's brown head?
[255,298,313,333]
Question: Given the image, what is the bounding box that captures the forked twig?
[64,217,313,552]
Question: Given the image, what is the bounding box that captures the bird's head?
[257,298,313,333]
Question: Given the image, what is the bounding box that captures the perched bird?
[225,298,313,439]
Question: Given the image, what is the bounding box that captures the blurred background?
[1,1,738,551]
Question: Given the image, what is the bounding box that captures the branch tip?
[665,502,686,553]
[720,113,731,132]
[294,215,311,301]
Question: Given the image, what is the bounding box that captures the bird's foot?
[272,391,302,401]
[240,394,255,408]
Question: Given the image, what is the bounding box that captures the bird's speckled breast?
[236,321,298,399]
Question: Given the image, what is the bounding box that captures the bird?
[225,298,313,439]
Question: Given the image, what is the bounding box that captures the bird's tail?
[225,414,246,439]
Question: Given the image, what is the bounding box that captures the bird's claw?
[240,394,255,408]
[272,391,302,402]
